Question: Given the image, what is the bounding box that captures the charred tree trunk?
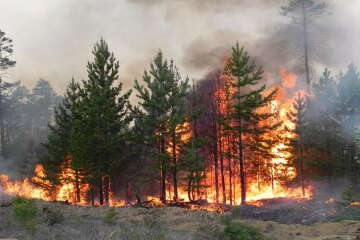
[172,132,178,201]
[104,175,110,206]
[90,186,95,206]
[239,120,246,205]
[160,136,167,203]
[299,141,305,197]
[219,136,226,204]
[99,174,104,206]
[75,170,81,203]
[228,135,233,206]
[213,122,219,204]
[126,182,132,204]
[187,174,193,201]
[217,76,226,204]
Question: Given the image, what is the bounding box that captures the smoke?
[128,0,281,12]
[181,1,360,88]
[0,0,359,94]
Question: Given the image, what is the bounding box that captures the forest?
[1,0,360,208]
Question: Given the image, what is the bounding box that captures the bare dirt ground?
[1,198,360,240]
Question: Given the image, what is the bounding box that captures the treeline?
[40,39,360,206]
[2,27,360,207]
[299,66,360,186]
[38,38,284,205]
[0,30,60,177]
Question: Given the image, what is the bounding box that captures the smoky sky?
[0,0,359,94]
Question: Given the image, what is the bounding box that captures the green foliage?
[133,51,190,201]
[104,208,118,225]
[222,43,278,203]
[42,39,132,204]
[221,222,264,240]
[335,215,360,222]
[12,197,38,233]
[0,29,16,72]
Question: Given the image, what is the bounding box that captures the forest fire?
[0,68,313,210]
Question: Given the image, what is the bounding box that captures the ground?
[1,198,360,240]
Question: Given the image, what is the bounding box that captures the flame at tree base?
[0,68,314,210]
[0,164,313,209]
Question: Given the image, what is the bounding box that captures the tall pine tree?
[80,39,131,205]
[134,52,190,202]
[224,43,277,205]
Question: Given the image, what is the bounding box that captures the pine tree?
[182,81,206,201]
[286,93,307,197]
[42,79,83,201]
[134,51,190,203]
[281,0,328,89]
[306,69,339,184]
[167,66,190,201]
[80,39,132,205]
[224,43,277,205]
[30,79,59,131]
[0,29,16,155]
[336,64,360,182]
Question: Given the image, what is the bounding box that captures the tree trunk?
[239,120,246,205]
[75,170,81,203]
[160,137,167,203]
[126,182,132,204]
[99,174,104,205]
[299,141,305,197]
[228,135,233,206]
[104,175,110,206]
[219,135,226,204]
[172,132,178,201]
[302,1,311,90]
[187,175,193,201]
[90,186,95,206]
[213,123,219,204]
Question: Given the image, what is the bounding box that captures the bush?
[12,197,38,233]
[104,208,118,224]
[221,222,264,240]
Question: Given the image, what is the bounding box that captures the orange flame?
[0,68,313,209]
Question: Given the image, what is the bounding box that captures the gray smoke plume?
[0,0,359,93]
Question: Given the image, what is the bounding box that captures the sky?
[1,0,359,94]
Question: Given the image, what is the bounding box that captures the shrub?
[104,208,118,224]
[12,197,38,233]
[221,222,264,240]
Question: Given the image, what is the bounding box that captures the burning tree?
[286,93,307,197]
[41,39,132,206]
[222,43,278,205]
[133,51,190,203]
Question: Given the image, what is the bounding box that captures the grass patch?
[12,196,38,234]
[104,208,118,224]
[221,222,264,240]
[335,215,360,222]
[43,206,64,226]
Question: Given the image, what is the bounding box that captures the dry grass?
[0,200,360,240]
